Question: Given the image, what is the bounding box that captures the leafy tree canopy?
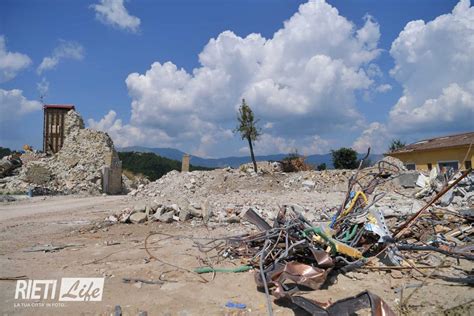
[389,139,406,152]
[331,147,358,169]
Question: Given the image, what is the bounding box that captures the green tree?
[0,147,12,159]
[118,152,212,181]
[388,139,405,152]
[331,147,358,169]
[316,163,327,171]
[235,99,260,172]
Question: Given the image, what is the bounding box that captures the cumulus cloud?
[388,0,474,133]
[94,0,383,156]
[87,110,165,147]
[91,0,141,33]
[0,89,42,122]
[352,0,474,153]
[37,40,84,74]
[0,35,32,82]
[375,84,392,93]
[352,122,391,154]
[301,135,331,156]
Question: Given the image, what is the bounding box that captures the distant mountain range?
[119,146,384,169]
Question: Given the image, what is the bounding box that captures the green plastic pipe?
[194,265,253,274]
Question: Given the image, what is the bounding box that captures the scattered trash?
[194,265,252,274]
[176,153,473,315]
[22,243,85,253]
[225,301,247,309]
[288,290,395,316]
[122,277,163,285]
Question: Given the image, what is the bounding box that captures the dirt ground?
[0,195,473,315]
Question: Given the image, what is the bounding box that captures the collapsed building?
[0,107,122,195]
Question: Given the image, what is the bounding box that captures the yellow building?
[386,132,474,172]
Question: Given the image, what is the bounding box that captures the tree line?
[118,151,212,181]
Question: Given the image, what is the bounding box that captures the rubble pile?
[130,158,472,315]
[185,163,472,315]
[0,110,121,195]
[415,167,474,208]
[115,158,412,226]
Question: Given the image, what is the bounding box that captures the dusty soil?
[0,195,473,315]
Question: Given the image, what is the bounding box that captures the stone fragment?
[134,203,147,213]
[130,212,147,224]
[179,208,192,221]
[158,212,174,223]
[227,215,240,223]
[397,173,419,188]
[302,180,315,190]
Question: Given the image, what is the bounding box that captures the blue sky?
[1,0,473,157]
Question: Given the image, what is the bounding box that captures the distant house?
[386,132,474,172]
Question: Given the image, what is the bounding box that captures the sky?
[1,0,473,157]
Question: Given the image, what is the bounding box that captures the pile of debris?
[107,200,208,225]
[0,154,22,178]
[279,156,313,172]
[179,161,473,315]
[0,110,123,195]
[415,167,474,208]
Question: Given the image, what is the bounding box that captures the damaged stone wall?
[0,110,122,195]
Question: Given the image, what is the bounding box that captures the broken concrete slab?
[130,212,147,224]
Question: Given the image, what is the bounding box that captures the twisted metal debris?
[186,150,473,315]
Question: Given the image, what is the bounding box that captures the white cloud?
[254,134,297,155]
[0,35,32,82]
[95,0,382,156]
[263,122,274,129]
[36,78,49,97]
[301,135,331,156]
[351,0,474,154]
[388,0,474,133]
[376,84,392,93]
[352,122,391,154]
[91,0,141,33]
[87,110,170,148]
[0,89,42,122]
[37,40,84,74]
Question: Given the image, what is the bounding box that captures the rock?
[179,208,192,221]
[23,162,52,185]
[167,204,180,214]
[397,173,419,188]
[105,215,118,223]
[130,212,147,224]
[134,203,147,213]
[379,156,407,171]
[390,270,404,279]
[227,215,240,223]
[64,109,84,136]
[158,211,174,223]
[118,208,133,223]
[145,205,154,217]
[201,200,211,223]
[439,188,454,207]
[302,180,315,190]
[149,201,160,211]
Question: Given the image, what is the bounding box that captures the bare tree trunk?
[247,137,257,173]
